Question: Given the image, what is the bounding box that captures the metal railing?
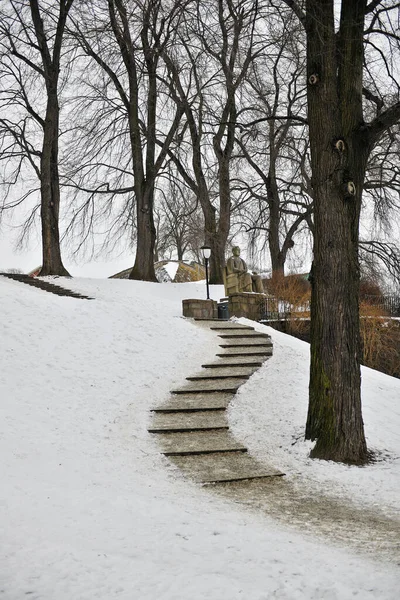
[362,295,400,317]
[258,296,310,321]
[258,294,400,321]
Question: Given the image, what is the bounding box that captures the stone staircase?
[0,273,92,299]
[149,320,284,485]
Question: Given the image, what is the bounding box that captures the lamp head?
[200,245,211,260]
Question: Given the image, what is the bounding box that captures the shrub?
[264,272,311,318]
[359,302,400,378]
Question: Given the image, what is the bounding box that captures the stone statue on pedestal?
[225,246,264,295]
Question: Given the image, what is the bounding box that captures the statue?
[225,246,264,295]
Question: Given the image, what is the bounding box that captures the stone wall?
[182,299,218,319]
[228,292,270,321]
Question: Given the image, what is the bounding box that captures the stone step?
[210,325,254,331]
[171,377,248,394]
[219,338,272,347]
[170,452,284,484]
[152,392,233,412]
[156,430,247,456]
[194,318,222,322]
[149,410,228,433]
[186,366,258,380]
[218,346,272,353]
[202,359,264,368]
[196,320,251,328]
[217,332,270,339]
[216,351,272,358]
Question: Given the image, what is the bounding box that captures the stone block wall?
[228,292,269,321]
[182,299,218,319]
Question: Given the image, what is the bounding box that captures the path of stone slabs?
[149,320,284,485]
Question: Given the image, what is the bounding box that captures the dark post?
[200,246,212,300]
[205,256,210,300]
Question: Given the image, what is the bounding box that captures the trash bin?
[217,302,229,320]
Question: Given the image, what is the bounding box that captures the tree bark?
[266,168,286,276]
[202,200,222,284]
[130,184,157,281]
[39,88,70,276]
[305,0,368,463]
[128,25,157,282]
[214,155,231,284]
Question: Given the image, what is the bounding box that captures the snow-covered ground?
[1,277,399,600]
[230,319,400,515]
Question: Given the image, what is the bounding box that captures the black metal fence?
[258,296,310,321]
[258,294,400,321]
[362,295,400,317]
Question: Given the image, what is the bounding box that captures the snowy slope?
[230,319,400,514]
[1,277,399,600]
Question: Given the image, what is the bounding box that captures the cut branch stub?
[343,181,356,198]
[308,73,319,85]
[334,139,346,152]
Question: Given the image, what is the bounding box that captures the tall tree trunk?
[130,184,157,281]
[29,0,72,277]
[108,0,159,282]
[203,202,222,284]
[305,0,368,463]
[39,91,70,276]
[214,156,231,284]
[177,247,183,262]
[266,170,285,277]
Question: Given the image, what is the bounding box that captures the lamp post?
[200,245,211,300]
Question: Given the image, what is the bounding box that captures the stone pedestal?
[228,292,270,321]
[182,298,218,319]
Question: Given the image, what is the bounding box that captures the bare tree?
[160,0,266,282]
[360,240,400,284]
[69,0,188,281]
[235,9,313,276]
[199,0,266,281]
[0,0,75,275]
[157,19,221,280]
[281,0,400,463]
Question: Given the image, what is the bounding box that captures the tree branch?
[368,101,400,144]
[280,0,306,26]
[362,86,384,114]
[237,115,308,130]
[365,0,383,14]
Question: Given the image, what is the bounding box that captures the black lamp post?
[200,245,211,300]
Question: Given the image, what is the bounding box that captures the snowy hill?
[1,277,399,600]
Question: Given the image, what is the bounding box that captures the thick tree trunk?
[214,156,231,284]
[307,146,368,463]
[203,201,223,284]
[39,93,70,277]
[129,185,157,281]
[266,170,286,277]
[126,69,157,281]
[111,1,159,283]
[29,0,72,278]
[305,0,368,464]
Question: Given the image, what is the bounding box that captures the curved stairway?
[149,320,284,485]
